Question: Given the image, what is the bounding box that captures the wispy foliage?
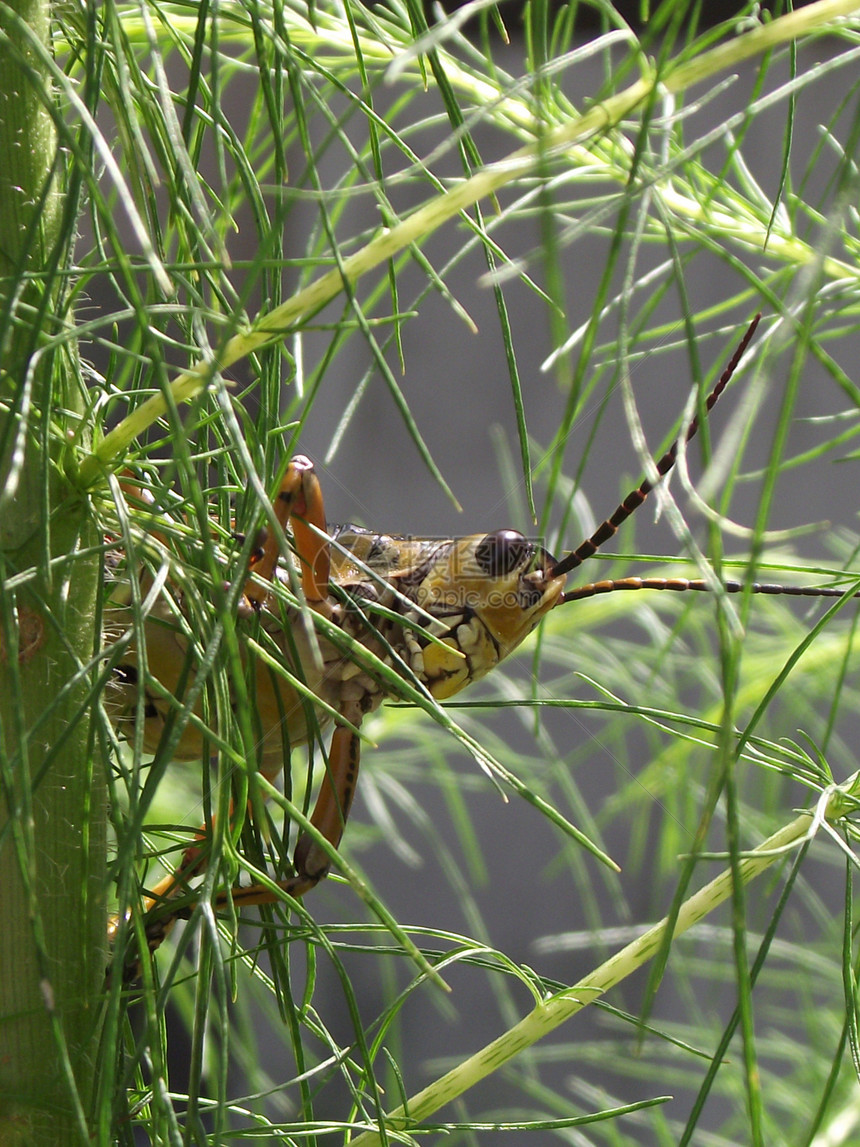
[9,0,860,1142]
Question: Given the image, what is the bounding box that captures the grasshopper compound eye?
[474,530,531,576]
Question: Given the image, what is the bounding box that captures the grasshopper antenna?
[551,314,761,583]
[553,313,860,608]
[562,576,860,604]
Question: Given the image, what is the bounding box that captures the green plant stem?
[74,0,860,487]
[0,2,104,1143]
[347,786,856,1145]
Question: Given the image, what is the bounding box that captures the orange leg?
[253,720,362,903]
[173,717,363,914]
[242,454,330,609]
[293,724,361,880]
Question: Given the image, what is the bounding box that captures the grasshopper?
[107,314,857,962]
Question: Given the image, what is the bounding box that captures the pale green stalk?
[0,1,104,1142]
[346,778,859,1145]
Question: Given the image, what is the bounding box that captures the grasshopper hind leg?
[288,720,362,894]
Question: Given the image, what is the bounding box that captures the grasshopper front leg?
[256,456,365,897]
[261,457,363,892]
[243,453,330,613]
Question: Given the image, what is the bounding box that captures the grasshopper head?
[414,530,566,698]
